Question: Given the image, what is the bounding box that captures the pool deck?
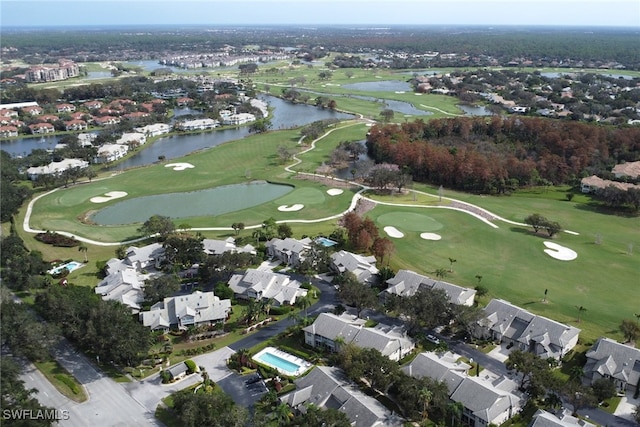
[253,346,313,377]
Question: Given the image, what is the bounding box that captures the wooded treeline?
[365,117,640,194]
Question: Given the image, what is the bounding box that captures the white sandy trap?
[90,191,128,203]
[278,204,304,212]
[384,226,404,238]
[164,162,195,171]
[327,188,344,196]
[420,232,442,241]
[543,241,577,261]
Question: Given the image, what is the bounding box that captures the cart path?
[22,118,577,245]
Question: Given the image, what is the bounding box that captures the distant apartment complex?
[25,60,80,83]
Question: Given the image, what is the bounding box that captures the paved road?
[19,340,160,427]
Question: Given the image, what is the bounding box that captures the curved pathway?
[21,117,577,245]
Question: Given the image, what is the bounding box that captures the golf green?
[377,212,444,232]
[274,187,326,206]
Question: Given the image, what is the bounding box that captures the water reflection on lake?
[90,181,293,225]
[342,80,413,92]
[458,105,494,116]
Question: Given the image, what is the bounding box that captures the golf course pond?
[89,181,293,225]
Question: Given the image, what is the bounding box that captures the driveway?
[124,346,236,413]
[19,340,161,427]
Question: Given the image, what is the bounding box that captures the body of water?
[1,95,354,165]
[90,181,293,225]
[458,105,494,116]
[342,80,413,92]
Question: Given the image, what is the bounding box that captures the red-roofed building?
[0,109,18,118]
[64,119,87,131]
[56,103,76,113]
[0,126,19,137]
[123,111,150,121]
[176,97,194,107]
[22,106,43,116]
[93,116,120,126]
[39,114,60,123]
[29,123,55,134]
[70,111,90,121]
[83,100,103,109]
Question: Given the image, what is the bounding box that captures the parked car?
[426,334,440,345]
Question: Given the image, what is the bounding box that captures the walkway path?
[21,117,578,246]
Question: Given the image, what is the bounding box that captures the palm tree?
[448,257,457,273]
[435,268,448,278]
[78,245,88,262]
[419,387,433,422]
[448,401,464,427]
[296,293,312,318]
[272,402,292,426]
[576,305,587,323]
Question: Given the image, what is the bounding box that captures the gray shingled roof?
[280,366,403,427]
[481,299,580,358]
[402,351,470,394]
[384,269,476,305]
[303,313,414,359]
[584,337,640,387]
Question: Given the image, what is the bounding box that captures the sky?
[1,0,639,28]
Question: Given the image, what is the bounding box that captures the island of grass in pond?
[90,182,293,225]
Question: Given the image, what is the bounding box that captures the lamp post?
[469,358,473,376]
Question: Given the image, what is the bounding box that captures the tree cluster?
[35,285,151,367]
[340,211,395,261]
[524,213,562,237]
[1,358,55,427]
[171,388,248,427]
[366,117,640,194]
[333,343,452,424]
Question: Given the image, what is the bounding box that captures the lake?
[90,181,293,225]
[1,95,354,165]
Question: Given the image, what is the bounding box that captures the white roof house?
[529,409,597,427]
[94,269,145,312]
[382,269,476,306]
[202,237,256,255]
[26,158,89,180]
[116,132,147,146]
[280,366,404,427]
[176,118,219,131]
[139,291,231,331]
[403,351,524,427]
[227,268,307,306]
[135,123,171,137]
[475,299,581,360]
[104,243,165,276]
[265,237,312,267]
[330,250,379,284]
[303,312,415,361]
[221,112,255,126]
[96,144,128,163]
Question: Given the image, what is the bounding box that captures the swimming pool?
[48,261,83,275]
[315,237,338,247]
[253,347,312,377]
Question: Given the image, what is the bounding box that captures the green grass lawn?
[15,65,640,346]
[33,359,87,403]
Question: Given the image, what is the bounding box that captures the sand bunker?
[278,204,304,212]
[395,91,406,94]
[90,191,128,203]
[165,163,195,171]
[327,188,344,196]
[420,232,442,241]
[384,226,404,238]
[543,241,577,261]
